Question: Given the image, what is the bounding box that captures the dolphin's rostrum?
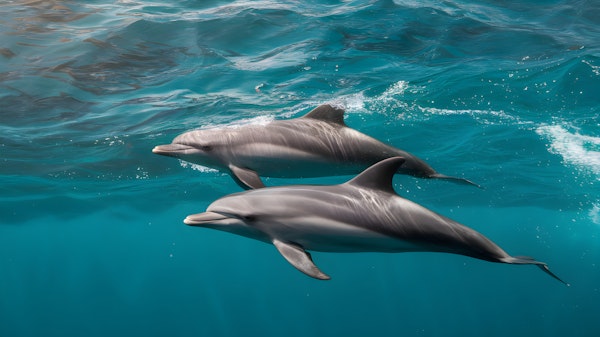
[153,104,479,189]
[184,157,567,285]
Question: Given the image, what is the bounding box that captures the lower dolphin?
[184,157,567,285]
[153,104,479,189]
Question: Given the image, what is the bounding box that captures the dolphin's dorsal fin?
[273,239,330,280]
[302,104,346,126]
[345,157,405,194]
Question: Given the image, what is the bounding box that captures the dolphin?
[152,104,478,189]
[184,157,567,285]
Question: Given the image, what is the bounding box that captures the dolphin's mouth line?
[212,211,240,219]
[184,210,253,227]
[152,143,199,155]
[212,211,256,223]
[184,211,239,226]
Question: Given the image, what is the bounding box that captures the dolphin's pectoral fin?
[228,164,265,190]
[273,239,331,280]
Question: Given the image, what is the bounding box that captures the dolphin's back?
[215,119,394,177]
[266,118,438,177]
[265,119,395,161]
[320,185,510,261]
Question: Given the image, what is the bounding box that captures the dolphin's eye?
[200,145,213,152]
[241,215,256,222]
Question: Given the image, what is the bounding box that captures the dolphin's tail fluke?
[501,256,569,286]
[429,173,482,189]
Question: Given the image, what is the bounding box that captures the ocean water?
[1,0,599,336]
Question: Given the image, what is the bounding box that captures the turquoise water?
[1,0,599,336]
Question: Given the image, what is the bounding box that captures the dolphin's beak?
[184,212,231,226]
[152,144,196,156]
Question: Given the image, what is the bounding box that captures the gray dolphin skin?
[152,104,479,189]
[184,157,567,285]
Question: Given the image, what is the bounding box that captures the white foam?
[332,81,410,115]
[380,80,409,100]
[582,59,600,76]
[338,93,366,112]
[333,81,525,126]
[178,160,219,173]
[417,106,525,125]
[536,124,600,177]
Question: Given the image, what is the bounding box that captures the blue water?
[1,0,599,336]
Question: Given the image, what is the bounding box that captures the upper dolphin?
[184,157,567,285]
[152,104,478,189]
